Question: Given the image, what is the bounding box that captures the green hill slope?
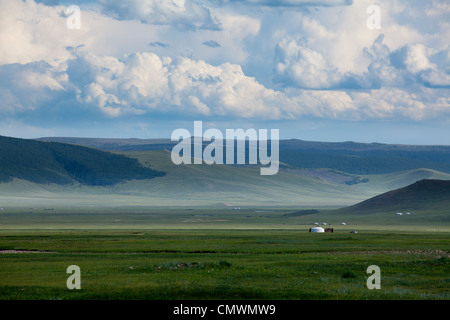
[114,150,365,206]
[338,179,450,214]
[0,149,383,208]
[1,136,450,209]
[106,150,450,207]
[0,135,164,186]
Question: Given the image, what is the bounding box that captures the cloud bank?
[0,0,449,140]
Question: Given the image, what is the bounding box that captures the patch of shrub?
[341,270,356,279]
[219,260,232,268]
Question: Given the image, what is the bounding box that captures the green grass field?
[0,150,449,300]
[0,209,449,300]
[0,206,448,231]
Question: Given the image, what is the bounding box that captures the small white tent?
[396,212,403,216]
[311,226,325,233]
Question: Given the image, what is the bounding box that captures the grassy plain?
[0,209,449,300]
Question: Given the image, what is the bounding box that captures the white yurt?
[311,226,325,233]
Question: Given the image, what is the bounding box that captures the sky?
[0,0,449,144]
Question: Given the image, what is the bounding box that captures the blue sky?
[0,0,449,144]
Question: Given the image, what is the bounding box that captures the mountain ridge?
[36,136,450,175]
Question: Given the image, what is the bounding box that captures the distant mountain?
[337,179,450,214]
[36,137,174,151]
[37,137,450,175]
[279,140,450,175]
[0,135,165,186]
[36,137,254,153]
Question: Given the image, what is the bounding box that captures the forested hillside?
[0,135,165,186]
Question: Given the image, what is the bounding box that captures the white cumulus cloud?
[98,0,222,30]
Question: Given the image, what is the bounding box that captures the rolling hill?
[0,135,165,186]
[1,135,449,209]
[37,137,450,174]
[337,179,450,214]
